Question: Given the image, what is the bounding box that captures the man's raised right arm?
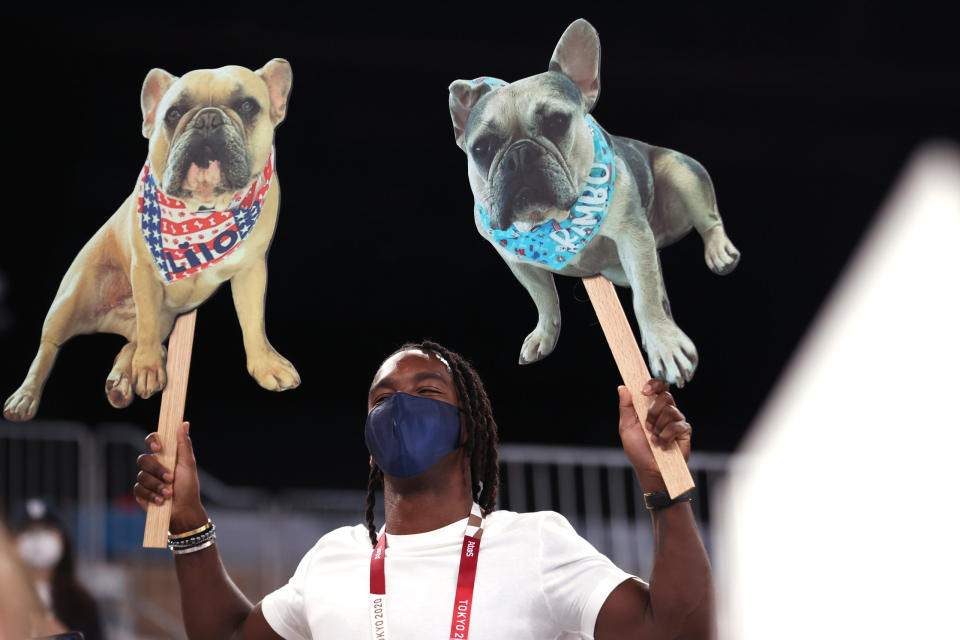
[135,421,283,640]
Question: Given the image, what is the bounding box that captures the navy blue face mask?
[364,392,463,478]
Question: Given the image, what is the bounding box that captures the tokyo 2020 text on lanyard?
[369,502,484,640]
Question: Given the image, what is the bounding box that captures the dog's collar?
[137,152,274,284]
[473,77,615,268]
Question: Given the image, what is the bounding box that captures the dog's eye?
[472,137,495,159]
[234,98,261,120]
[164,107,183,125]
[541,112,571,140]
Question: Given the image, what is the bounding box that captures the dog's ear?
[141,68,177,139]
[549,18,601,112]
[448,80,495,150]
[257,58,293,125]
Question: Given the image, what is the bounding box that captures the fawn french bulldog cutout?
[4,60,299,423]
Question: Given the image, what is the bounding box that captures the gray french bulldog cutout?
[449,19,740,386]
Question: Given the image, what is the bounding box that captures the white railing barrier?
[498,444,727,576]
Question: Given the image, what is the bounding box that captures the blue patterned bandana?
[472,77,615,268]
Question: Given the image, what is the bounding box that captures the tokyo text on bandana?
[472,77,615,268]
[136,153,274,284]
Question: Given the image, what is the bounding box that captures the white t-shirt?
[262,509,638,640]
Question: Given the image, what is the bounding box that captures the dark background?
[1,4,956,491]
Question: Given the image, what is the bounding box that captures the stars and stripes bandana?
[472,76,615,268]
[136,152,274,284]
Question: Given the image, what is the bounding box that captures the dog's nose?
[192,108,225,132]
[501,142,539,176]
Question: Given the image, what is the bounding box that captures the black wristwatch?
[642,489,694,511]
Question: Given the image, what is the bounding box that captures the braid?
[365,464,383,546]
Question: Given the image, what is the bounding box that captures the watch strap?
[643,489,693,510]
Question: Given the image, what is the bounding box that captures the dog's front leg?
[616,221,698,387]
[506,260,562,364]
[130,262,171,399]
[230,260,300,391]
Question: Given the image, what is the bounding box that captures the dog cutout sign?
[4,59,300,424]
[449,19,740,495]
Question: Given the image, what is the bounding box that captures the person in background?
[12,499,104,640]
[0,519,66,639]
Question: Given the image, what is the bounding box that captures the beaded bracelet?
[168,524,216,547]
[168,522,216,553]
[168,525,215,549]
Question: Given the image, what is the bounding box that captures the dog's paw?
[105,343,136,409]
[3,387,40,422]
[132,344,168,399]
[248,350,301,391]
[703,225,741,275]
[642,325,698,388]
[519,318,561,364]
[105,376,134,409]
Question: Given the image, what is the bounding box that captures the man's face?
[368,349,460,412]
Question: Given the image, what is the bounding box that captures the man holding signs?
[135,341,714,638]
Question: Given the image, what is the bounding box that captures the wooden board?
[142,310,197,548]
[582,275,695,498]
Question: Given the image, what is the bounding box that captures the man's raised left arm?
[594,381,715,640]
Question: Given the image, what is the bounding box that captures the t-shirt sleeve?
[537,511,640,639]
[261,542,317,640]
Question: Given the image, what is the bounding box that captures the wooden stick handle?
[582,275,695,498]
[143,310,198,548]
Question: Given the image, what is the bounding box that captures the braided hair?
[365,340,500,546]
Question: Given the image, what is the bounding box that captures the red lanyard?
[369,503,484,640]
